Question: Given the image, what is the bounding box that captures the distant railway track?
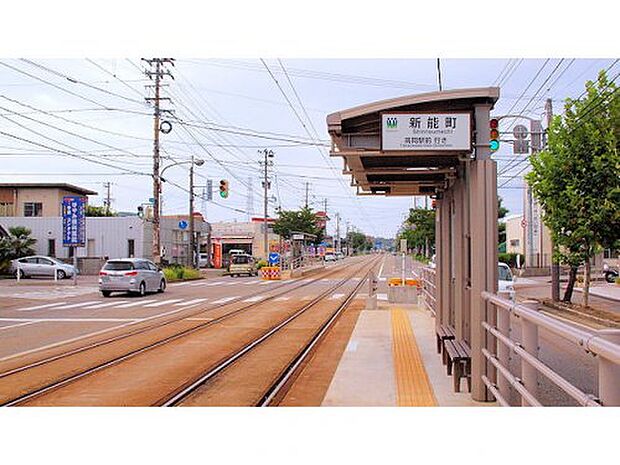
[1,256,377,407]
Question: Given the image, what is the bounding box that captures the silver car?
[11,255,78,280]
[99,258,166,297]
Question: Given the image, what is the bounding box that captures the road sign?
[148,197,155,204]
[400,238,407,253]
[514,139,530,154]
[178,220,188,230]
[513,124,528,139]
[382,113,471,151]
[206,179,213,201]
[62,196,87,247]
[268,252,280,265]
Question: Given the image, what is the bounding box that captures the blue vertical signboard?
[62,196,87,247]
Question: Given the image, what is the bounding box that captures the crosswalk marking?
[204,281,225,287]
[83,301,129,309]
[174,298,208,306]
[143,299,183,308]
[211,296,238,304]
[330,293,345,300]
[19,302,68,312]
[243,280,261,285]
[242,295,265,303]
[54,301,101,310]
[274,297,290,302]
[377,293,388,301]
[113,299,157,309]
[355,293,368,300]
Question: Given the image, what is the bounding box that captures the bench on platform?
[436,324,456,354]
[443,340,472,393]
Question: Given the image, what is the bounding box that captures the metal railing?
[481,292,620,407]
[280,255,323,271]
[420,267,437,316]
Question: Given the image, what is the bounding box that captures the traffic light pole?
[189,155,195,268]
[547,98,560,302]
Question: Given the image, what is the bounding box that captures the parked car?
[324,253,336,262]
[198,253,210,268]
[98,258,166,297]
[498,262,515,301]
[11,255,78,279]
[335,252,345,260]
[228,254,257,277]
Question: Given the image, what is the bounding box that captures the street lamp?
[160,155,204,268]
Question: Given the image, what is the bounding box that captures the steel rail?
[0,258,358,381]
[482,322,601,407]
[161,256,381,407]
[1,258,370,407]
[481,375,509,407]
[258,265,373,406]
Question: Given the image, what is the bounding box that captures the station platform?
[321,257,495,407]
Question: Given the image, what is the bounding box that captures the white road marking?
[321,278,330,282]
[171,282,192,287]
[221,281,237,286]
[242,295,265,303]
[185,317,215,321]
[377,293,388,301]
[189,282,208,287]
[378,257,385,277]
[12,318,140,322]
[143,299,183,308]
[174,298,208,306]
[113,299,157,309]
[0,321,40,331]
[301,295,314,301]
[211,296,238,304]
[82,301,129,309]
[378,277,387,282]
[243,280,261,285]
[355,293,368,299]
[204,281,225,287]
[274,297,290,302]
[259,280,278,285]
[54,301,102,310]
[18,302,68,312]
[330,293,346,300]
[0,303,212,363]
[346,340,358,352]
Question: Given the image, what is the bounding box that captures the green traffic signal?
[490,139,500,151]
[220,191,229,199]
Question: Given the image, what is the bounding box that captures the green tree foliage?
[349,231,373,252]
[498,196,509,249]
[272,206,324,244]
[0,226,37,273]
[526,70,619,304]
[85,205,116,217]
[397,207,435,256]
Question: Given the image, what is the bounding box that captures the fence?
[481,292,620,406]
[420,267,436,317]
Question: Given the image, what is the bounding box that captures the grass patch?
[163,266,201,282]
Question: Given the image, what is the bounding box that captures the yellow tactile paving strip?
[391,308,437,406]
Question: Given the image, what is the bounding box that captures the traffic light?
[219,179,229,199]
[489,118,500,152]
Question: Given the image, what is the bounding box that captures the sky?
[0,58,616,238]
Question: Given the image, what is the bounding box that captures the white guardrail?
[481,291,620,407]
[420,266,620,406]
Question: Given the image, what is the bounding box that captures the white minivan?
[498,262,515,301]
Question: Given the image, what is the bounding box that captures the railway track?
[1,256,378,406]
[161,255,380,406]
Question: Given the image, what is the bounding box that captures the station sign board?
[382,112,471,151]
[62,196,87,247]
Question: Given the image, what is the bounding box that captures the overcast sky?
[0,58,615,237]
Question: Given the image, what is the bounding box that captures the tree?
[349,231,373,252]
[0,226,37,273]
[85,205,116,217]
[397,207,435,256]
[272,206,324,244]
[498,196,509,251]
[526,70,619,305]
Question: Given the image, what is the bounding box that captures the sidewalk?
[321,298,494,407]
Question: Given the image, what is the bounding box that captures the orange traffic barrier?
[388,277,419,287]
[260,266,282,280]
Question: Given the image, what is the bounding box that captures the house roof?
[0,183,98,195]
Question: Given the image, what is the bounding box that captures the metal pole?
[189,155,195,268]
[598,330,620,406]
[72,248,78,286]
[520,318,539,406]
[547,98,560,302]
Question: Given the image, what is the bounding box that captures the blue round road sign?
[178,220,188,230]
[268,252,280,264]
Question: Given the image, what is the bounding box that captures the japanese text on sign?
[62,196,87,247]
[382,113,471,151]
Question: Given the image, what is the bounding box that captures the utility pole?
[323,198,328,245]
[189,154,196,268]
[436,58,443,92]
[346,221,350,256]
[259,149,274,258]
[103,182,112,215]
[547,98,560,302]
[335,212,341,253]
[304,182,310,208]
[143,58,174,265]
